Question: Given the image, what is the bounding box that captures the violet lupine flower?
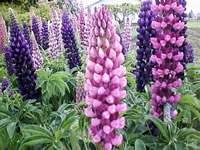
[149,0,185,120]
[48,8,61,60]
[1,77,9,93]
[185,42,194,63]
[31,15,41,45]
[23,22,32,53]
[4,46,14,76]
[61,11,82,69]
[72,14,78,32]
[41,19,49,50]
[122,18,132,51]
[32,32,43,70]
[9,8,41,101]
[84,5,127,150]
[76,72,87,103]
[135,0,156,93]
[0,15,7,53]
[78,1,85,45]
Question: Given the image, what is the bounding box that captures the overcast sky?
[81,0,200,14]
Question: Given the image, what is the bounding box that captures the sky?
[81,0,200,14]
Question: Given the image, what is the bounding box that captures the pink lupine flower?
[84,5,127,150]
[78,1,85,45]
[31,32,43,69]
[0,15,7,53]
[122,18,132,51]
[150,0,185,120]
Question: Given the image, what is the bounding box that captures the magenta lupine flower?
[49,8,61,60]
[31,32,43,69]
[0,15,7,53]
[76,72,87,103]
[122,18,132,51]
[83,7,92,51]
[78,1,85,45]
[149,0,185,120]
[84,5,127,150]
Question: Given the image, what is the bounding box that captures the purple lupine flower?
[135,0,156,92]
[150,0,185,120]
[31,32,43,69]
[61,11,82,69]
[76,72,87,103]
[122,18,132,51]
[78,1,85,45]
[41,19,49,50]
[48,8,61,60]
[23,22,32,53]
[84,5,127,150]
[4,46,14,76]
[31,15,41,45]
[1,77,9,93]
[116,30,127,56]
[185,42,194,63]
[9,8,41,101]
[0,15,7,53]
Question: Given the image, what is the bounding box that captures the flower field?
[0,0,200,150]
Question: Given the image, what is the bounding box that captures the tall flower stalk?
[78,1,85,45]
[84,5,127,150]
[23,22,32,53]
[76,72,86,104]
[0,14,7,53]
[149,0,185,121]
[61,11,82,69]
[41,19,49,50]
[135,0,156,92]
[122,18,132,51]
[9,8,41,101]
[31,14,41,45]
[4,46,14,76]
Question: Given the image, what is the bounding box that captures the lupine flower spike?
[31,32,43,70]
[61,11,82,69]
[23,22,32,53]
[4,46,14,76]
[84,5,127,150]
[84,7,92,51]
[76,72,87,104]
[9,8,41,101]
[78,1,85,45]
[135,0,156,92]
[122,18,132,51]
[31,14,41,45]
[41,19,49,50]
[150,0,185,121]
[0,14,7,53]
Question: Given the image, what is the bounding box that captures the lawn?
[187,21,200,28]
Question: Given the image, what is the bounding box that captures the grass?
[187,21,200,28]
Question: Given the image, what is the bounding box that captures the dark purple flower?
[116,30,127,55]
[61,11,82,69]
[41,19,49,50]
[185,42,194,63]
[9,8,41,101]
[135,0,156,92]
[1,77,9,93]
[23,22,32,53]
[4,46,14,76]
[31,15,41,45]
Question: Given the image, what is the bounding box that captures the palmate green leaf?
[0,118,12,129]
[19,135,53,150]
[190,106,200,122]
[60,110,76,130]
[177,128,200,142]
[135,139,146,150]
[36,69,49,80]
[21,125,53,138]
[179,95,198,107]
[176,142,189,150]
[0,106,12,117]
[7,121,17,139]
[50,71,68,80]
[145,115,169,141]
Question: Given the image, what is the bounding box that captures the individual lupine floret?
[149,0,185,121]
[76,72,87,103]
[31,32,43,69]
[61,11,82,69]
[78,1,85,44]
[31,14,41,45]
[41,19,49,50]
[0,14,7,53]
[4,46,14,76]
[23,22,32,53]
[122,18,132,51]
[135,0,156,92]
[9,8,41,101]
[84,5,127,150]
